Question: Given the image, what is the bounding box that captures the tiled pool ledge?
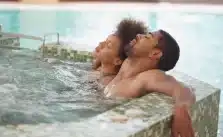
[0,70,220,137]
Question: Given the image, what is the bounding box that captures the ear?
[149,49,163,60]
[113,58,123,66]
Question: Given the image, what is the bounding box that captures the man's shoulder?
[136,69,173,82]
[139,69,165,77]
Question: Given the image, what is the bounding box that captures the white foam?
[1,83,18,92]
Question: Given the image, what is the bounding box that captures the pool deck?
[0,70,220,137]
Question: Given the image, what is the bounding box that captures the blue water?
[0,9,222,133]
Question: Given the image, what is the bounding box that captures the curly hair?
[115,18,148,60]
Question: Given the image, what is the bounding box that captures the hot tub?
[0,3,222,137]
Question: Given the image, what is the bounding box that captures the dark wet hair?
[115,18,148,60]
[157,30,180,71]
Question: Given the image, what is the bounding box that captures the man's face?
[125,30,162,59]
[98,34,122,65]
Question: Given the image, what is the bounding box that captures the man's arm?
[141,70,195,137]
[142,70,195,107]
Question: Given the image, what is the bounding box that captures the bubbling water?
[0,49,123,125]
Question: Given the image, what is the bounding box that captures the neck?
[100,63,119,77]
[118,57,156,79]
[99,63,119,86]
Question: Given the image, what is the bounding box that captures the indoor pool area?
[0,3,222,137]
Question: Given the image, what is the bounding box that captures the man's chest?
[107,78,143,98]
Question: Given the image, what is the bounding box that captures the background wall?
[0,0,223,5]
[20,0,58,4]
[59,0,223,4]
[159,0,223,4]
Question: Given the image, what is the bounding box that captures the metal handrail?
[0,32,43,41]
[0,45,27,50]
[0,32,60,45]
[0,36,18,40]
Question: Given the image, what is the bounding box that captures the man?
[90,18,148,86]
[101,30,195,137]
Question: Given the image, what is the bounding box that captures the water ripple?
[0,49,122,125]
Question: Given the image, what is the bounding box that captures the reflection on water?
[0,49,123,125]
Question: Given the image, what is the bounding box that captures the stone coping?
[0,70,220,137]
